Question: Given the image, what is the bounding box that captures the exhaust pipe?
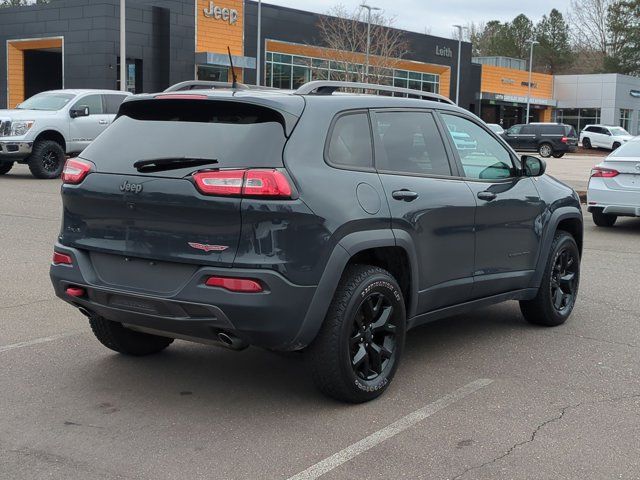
[78,307,94,319]
[217,332,249,351]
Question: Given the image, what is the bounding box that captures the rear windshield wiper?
[134,157,218,173]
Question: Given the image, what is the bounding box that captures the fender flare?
[289,229,419,349]
[530,207,583,288]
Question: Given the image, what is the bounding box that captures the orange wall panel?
[481,65,553,99]
[196,0,244,56]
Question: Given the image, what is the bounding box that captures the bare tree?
[568,0,622,56]
[316,5,409,84]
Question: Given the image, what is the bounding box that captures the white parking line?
[287,378,494,480]
[0,332,82,353]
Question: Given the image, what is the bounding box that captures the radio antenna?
[227,47,238,89]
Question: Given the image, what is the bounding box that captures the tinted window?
[564,125,577,137]
[104,94,128,114]
[441,114,514,180]
[539,125,563,135]
[521,125,535,134]
[584,126,596,133]
[327,112,373,169]
[508,125,523,135]
[72,94,103,115]
[374,111,451,176]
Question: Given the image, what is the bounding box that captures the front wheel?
[582,138,591,149]
[28,140,65,179]
[89,315,174,356]
[0,162,13,175]
[307,265,406,403]
[538,143,553,158]
[520,231,580,327]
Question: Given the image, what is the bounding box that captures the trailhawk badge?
[188,242,229,253]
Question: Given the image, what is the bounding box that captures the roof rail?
[295,81,456,105]
[164,80,278,93]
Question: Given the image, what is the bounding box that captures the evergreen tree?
[605,0,640,75]
[535,9,573,73]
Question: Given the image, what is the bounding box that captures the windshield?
[610,140,640,158]
[17,93,75,111]
[608,127,629,136]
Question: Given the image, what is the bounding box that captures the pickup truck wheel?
[592,210,617,227]
[28,140,65,179]
[582,138,591,149]
[89,315,174,356]
[307,265,406,403]
[0,162,13,175]
[538,143,553,158]
[520,231,580,327]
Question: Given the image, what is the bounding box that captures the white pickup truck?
[0,89,131,178]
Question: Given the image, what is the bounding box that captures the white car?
[587,138,640,227]
[580,124,634,151]
[486,123,505,135]
[0,89,131,178]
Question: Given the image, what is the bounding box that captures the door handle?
[477,191,497,201]
[98,120,109,125]
[392,189,419,201]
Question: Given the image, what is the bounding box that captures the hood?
[0,109,60,120]
[612,134,634,141]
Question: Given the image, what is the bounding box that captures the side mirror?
[70,106,90,118]
[522,155,546,177]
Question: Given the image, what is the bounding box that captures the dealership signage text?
[203,1,238,24]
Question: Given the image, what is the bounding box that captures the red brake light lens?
[193,169,292,198]
[561,136,569,143]
[205,276,263,293]
[53,251,73,265]
[154,94,209,100]
[62,158,93,184]
[591,167,619,178]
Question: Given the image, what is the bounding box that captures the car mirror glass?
[521,155,546,177]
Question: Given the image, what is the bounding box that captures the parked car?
[587,137,640,227]
[501,122,578,158]
[580,124,634,151]
[486,123,505,135]
[0,89,131,178]
[50,81,583,403]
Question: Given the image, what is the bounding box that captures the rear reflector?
[193,169,292,198]
[205,276,263,293]
[62,158,93,184]
[65,287,86,298]
[53,251,73,265]
[591,167,619,178]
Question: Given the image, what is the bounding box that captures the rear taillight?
[52,251,73,265]
[591,167,619,178]
[561,137,569,143]
[193,169,292,198]
[205,276,263,293]
[62,158,93,184]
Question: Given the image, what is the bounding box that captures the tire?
[552,152,565,158]
[612,142,621,151]
[592,210,617,227]
[582,138,591,149]
[89,315,174,356]
[0,162,13,175]
[307,265,406,403]
[538,143,553,158]
[27,140,65,179]
[520,231,580,327]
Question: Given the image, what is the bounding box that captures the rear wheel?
[582,138,591,149]
[89,315,174,356]
[28,140,65,179]
[307,265,406,403]
[538,143,553,158]
[592,210,617,227]
[0,162,13,175]
[552,152,565,158]
[520,231,580,327]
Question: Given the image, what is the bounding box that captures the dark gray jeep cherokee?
[50,81,583,403]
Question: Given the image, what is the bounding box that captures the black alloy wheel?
[549,248,579,316]
[350,292,398,381]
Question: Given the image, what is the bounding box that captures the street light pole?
[453,25,466,105]
[360,4,380,82]
[120,0,126,92]
[525,39,539,124]
[256,0,262,86]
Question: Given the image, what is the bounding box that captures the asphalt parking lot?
[1,163,639,480]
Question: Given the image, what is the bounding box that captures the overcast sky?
[263,0,573,38]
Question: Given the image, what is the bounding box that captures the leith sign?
[203,1,238,25]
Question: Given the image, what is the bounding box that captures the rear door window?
[104,94,129,114]
[326,112,373,169]
[373,111,452,176]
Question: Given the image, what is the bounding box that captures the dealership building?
[0,0,481,111]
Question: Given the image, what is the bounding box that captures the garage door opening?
[7,37,63,108]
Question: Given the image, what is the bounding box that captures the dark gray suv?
[50,81,583,403]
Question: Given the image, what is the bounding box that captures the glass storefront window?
[555,108,601,134]
[620,109,632,131]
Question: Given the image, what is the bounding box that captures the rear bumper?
[588,179,640,217]
[0,140,32,160]
[50,245,318,350]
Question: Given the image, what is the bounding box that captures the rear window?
[81,100,287,175]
